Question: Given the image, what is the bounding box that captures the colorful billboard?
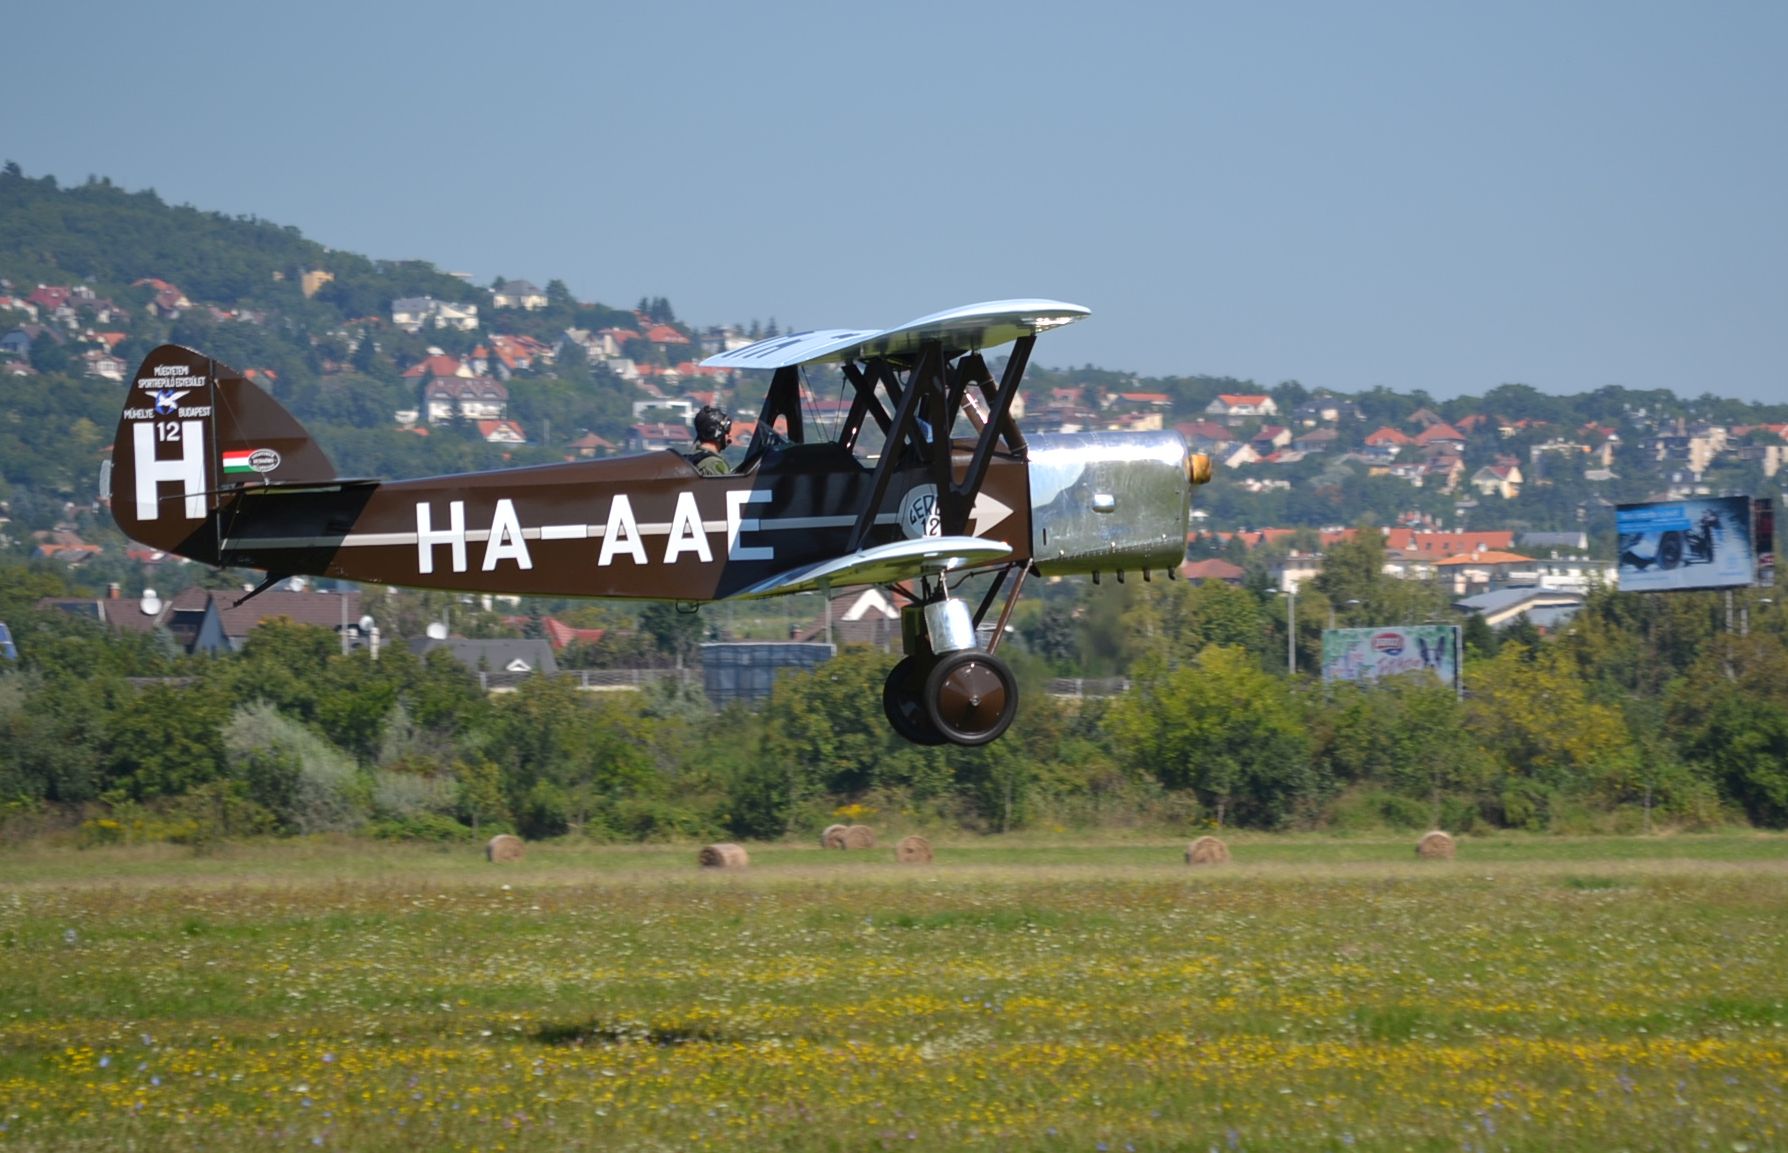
[1321,625,1461,690]
[1616,496,1758,593]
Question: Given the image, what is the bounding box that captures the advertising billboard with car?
[1616,496,1757,592]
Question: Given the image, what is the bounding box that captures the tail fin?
[109,345,338,562]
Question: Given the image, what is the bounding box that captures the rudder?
[109,345,338,562]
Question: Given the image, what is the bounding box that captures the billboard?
[1321,625,1461,690]
[1616,496,1758,593]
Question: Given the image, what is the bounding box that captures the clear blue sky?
[11,1,1786,402]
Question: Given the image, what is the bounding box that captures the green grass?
[1,834,1786,1150]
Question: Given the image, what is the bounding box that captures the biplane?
[107,299,1212,746]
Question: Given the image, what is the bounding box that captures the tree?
[104,682,230,799]
[1464,643,1636,827]
[1104,646,1316,827]
[454,756,510,836]
[639,602,704,667]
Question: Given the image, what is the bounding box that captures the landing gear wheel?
[883,656,947,746]
[923,650,1018,747]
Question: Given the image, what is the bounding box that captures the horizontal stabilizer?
[733,536,1013,599]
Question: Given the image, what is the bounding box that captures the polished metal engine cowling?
[1027,430,1196,577]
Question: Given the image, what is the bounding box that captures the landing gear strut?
[880,571,1021,747]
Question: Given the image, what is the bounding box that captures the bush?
[223,703,364,833]
[515,781,569,840]
[1324,788,1434,833]
[600,796,713,842]
[368,812,471,842]
[370,769,456,821]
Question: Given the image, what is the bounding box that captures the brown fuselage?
[212,444,1034,601]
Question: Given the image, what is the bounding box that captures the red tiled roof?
[1180,558,1245,582]
[1382,529,1514,557]
[404,354,467,379]
[1415,422,1466,444]
[543,618,607,651]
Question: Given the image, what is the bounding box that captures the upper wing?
[702,299,1090,370]
[731,536,1013,599]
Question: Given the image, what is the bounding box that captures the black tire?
[883,656,947,746]
[923,650,1018,747]
[1658,531,1684,570]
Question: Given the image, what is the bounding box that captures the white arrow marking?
[968,493,1013,536]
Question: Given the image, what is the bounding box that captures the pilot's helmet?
[693,405,732,447]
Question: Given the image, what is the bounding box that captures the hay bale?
[895,835,933,865]
[821,824,849,849]
[842,824,876,850]
[1416,830,1456,860]
[698,843,749,870]
[485,834,524,863]
[1185,835,1230,866]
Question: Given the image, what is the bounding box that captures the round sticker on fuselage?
[901,484,941,539]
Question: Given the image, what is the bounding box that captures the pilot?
[690,405,732,475]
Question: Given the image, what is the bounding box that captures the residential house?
[26,285,74,320]
[476,419,527,444]
[1518,531,1589,554]
[1114,391,1173,412]
[1180,558,1246,585]
[0,294,39,322]
[392,296,480,333]
[80,348,128,381]
[1290,394,1361,427]
[404,352,474,382]
[642,323,691,349]
[541,618,607,651]
[1413,422,1467,452]
[1250,425,1293,456]
[491,279,548,310]
[792,587,902,649]
[1109,410,1165,433]
[132,279,192,315]
[1435,550,1539,595]
[411,637,559,688]
[0,327,41,359]
[1454,586,1586,631]
[628,422,691,453]
[1421,452,1466,492]
[1362,427,1412,460]
[483,333,551,374]
[1204,393,1278,425]
[1381,528,1515,560]
[634,397,695,422]
[1292,427,1339,454]
[1223,443,1261,469]
[1469,461,1524,499]
[568,431,617,459]
[1272,551,1323,593]
[422,377,509,424]
[1175,420,1234,451]
[41,586,368,655]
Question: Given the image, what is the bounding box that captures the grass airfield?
[2,834,1786,1151]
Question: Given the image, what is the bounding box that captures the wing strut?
[847,341,944,552]
[948,336,1033,534]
